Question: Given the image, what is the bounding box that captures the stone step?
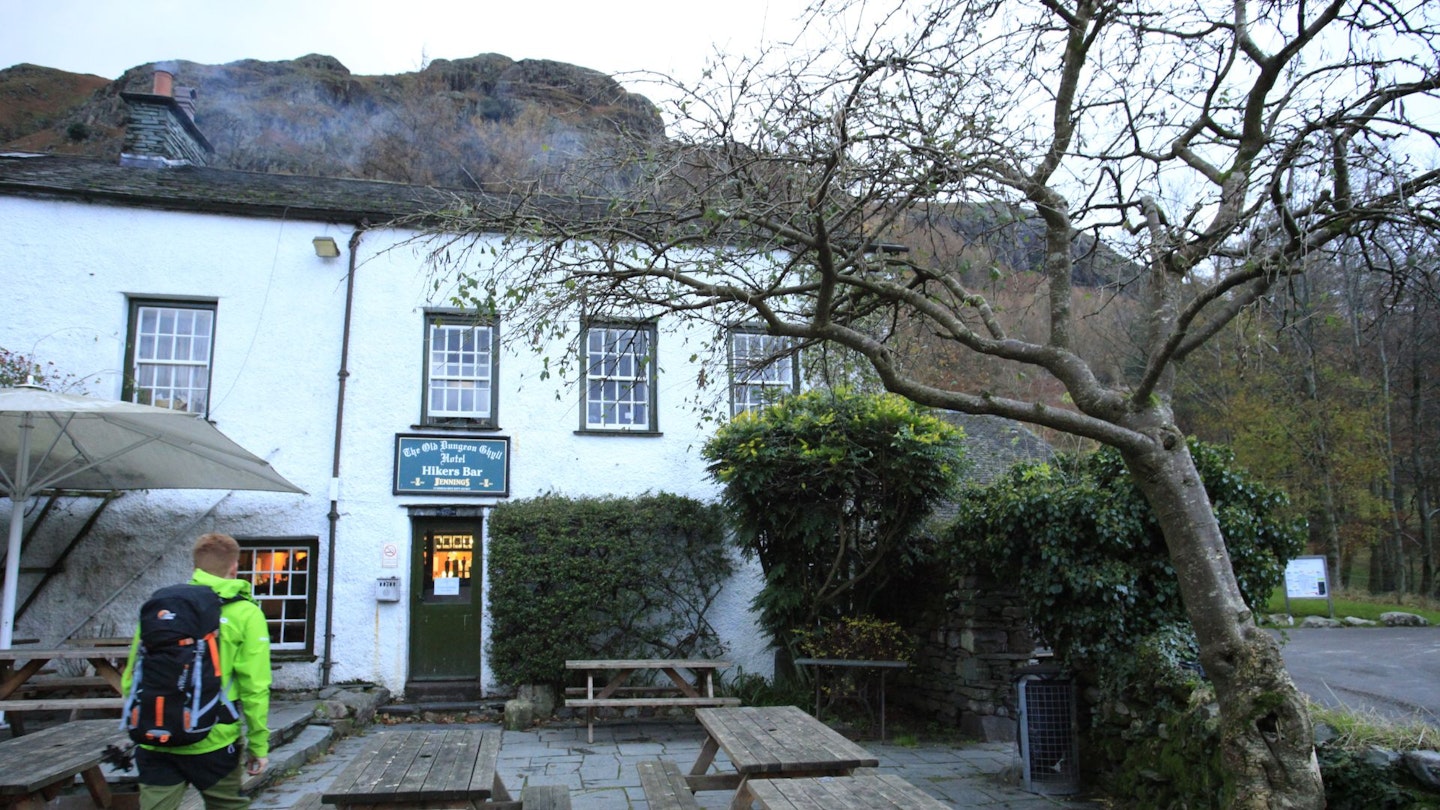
[269,701,320,749]
[377,700,506,717]
[243,724,334,795]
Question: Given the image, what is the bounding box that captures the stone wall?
[893,574,1037,742]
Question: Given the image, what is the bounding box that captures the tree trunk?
[1411,343,1433,597]
[1370,538,1388,594]
[1291,287,1346,597]
[1380,338,1408,598]
[1120,424,1323,809]
[1314,491,1344,592]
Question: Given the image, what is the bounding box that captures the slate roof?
[0,151,497,225]
[927,411,1056,527]
[943,411,1054,485]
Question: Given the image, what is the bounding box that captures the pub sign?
[394,434,509,496]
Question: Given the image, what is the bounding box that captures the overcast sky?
[1,0,813,86]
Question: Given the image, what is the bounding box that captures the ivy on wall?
[945,440,1303,674]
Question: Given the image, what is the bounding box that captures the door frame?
[406,508,486,683]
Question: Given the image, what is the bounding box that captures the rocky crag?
[0,54,663,189]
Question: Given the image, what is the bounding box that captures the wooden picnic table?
[687,705,880,810]
[564,659,739,743]
[746,773,953,809]
[792,657,908,740]
[0,719,130,810]
[321,728,513,810]
[0,646,128,718]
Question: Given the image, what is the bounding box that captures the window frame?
[579,320,659,433]
[728,327,799,416]
[122,298,217,417]
[235,536,319,659]
[421,311,500,429]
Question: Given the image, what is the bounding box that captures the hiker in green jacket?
[121,532,272,810]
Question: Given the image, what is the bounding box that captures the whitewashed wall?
[0,195,772,694]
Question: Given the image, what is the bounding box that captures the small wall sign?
[394,434,509,496]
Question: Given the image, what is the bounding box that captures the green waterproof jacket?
[121,568,273,759]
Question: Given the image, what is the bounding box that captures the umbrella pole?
[2,495,27,649]
[2,412,32,651]
[0,493,21,730]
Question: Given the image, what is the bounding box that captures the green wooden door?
[408,519,482,681]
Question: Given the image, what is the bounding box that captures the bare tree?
[412,1,1440,806]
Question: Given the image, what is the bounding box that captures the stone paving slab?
[250,717,1103,809]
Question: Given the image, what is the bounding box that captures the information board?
[1284,555,1329,598]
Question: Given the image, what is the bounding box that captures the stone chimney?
[119,63,213,168]
[173,85,199,121]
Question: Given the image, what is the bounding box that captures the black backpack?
[121,584,241,746]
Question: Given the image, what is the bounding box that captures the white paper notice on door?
[434,576,460,596]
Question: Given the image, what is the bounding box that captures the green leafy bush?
[794,616,914,662]
[723,669,811,708]
[702,388,966,653]
[486,492,733,686]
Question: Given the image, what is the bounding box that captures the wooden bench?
[518,785,571,810]
[0,719,129,810]
[564,660,740,742]
[0,698,124,712]
[564,685,688,698]
[16,676,115,693]
[636,761,701,810]
[564,696,740,710]
[689,706,881,807]
[746,774,953,809]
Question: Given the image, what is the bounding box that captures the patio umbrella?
[0,385,304,648]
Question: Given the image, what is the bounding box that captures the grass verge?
[1265,587,1440,625]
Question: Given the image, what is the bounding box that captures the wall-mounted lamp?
[312,236,341,258]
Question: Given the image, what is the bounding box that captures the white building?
[0,73,783,696]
